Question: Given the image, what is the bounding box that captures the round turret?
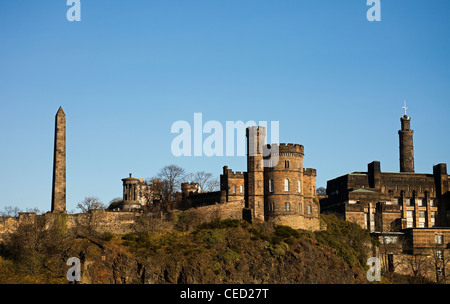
[263,143,304,220]
[181,182,199,199]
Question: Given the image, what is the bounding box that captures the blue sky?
[0,0,449,213]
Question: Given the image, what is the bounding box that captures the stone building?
[320,109,450,282]
[320,112,450,232]
[121,174,161,211]
[241,126,320,230]
[181,126,320,231]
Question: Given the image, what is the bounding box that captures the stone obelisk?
[51,107,66,213]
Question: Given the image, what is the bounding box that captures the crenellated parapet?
[264,143,304,156]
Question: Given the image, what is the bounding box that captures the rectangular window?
[284,202,290,211]
[269,179,274,192]
[406,210,414,228]
[232,185,236,194]
[435,234,444,245]
[406,198,412,206]
[298,203,302,212]
[307,205,312,215]
[418,199,425,207]
[393,198,399,205]
[284,179,289,192]
[419,211,426,218]
[430,199,436,207]
[298,180,301,193]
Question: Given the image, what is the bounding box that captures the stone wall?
[0,200,247,241]
[270,214,321,231]
[177,200,245,223]
[0,211,143,241]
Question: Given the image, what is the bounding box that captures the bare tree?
[0,206,22,217]
[76,196,106,213]
[134,212,172,233]
[403,248,433,283]
[25,207,44,214]
[156,165,185,204]
[431,245,449,283]
[316,187,326,196]
[205,178,220,192]
[186,171,219,192]
[2,214,74,278]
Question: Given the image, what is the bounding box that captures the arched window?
[269,179,274,192]
[284,179,290,192]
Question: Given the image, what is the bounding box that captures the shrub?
[218,250,240,263]
[265,241,289,257]
[196,219,243,230]
[315,214,371,269]
[102,232,114,242]
[275,225,300,239]
[199,229,226,245]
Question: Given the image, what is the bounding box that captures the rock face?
[78,222,367,284]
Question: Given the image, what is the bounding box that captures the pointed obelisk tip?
[57,106,65,116]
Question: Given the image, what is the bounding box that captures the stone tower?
[245,126,265,222]
[51,107,66,213]
[398,114,415,173]
[264,143,304,221]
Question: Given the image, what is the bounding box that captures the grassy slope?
[0,215,371,284]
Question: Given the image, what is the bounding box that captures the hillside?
[0,215,371,284]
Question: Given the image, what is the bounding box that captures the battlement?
[181,182,199,188]
[246,126,267,140]
[222,166,246,178]
[226,170,246,178]
[303,168,317,176]
[265,143,304,154]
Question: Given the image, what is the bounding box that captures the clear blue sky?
[0,0,449,213]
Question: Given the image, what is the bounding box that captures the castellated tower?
[51,107,66,213]
[243,126,320,230]
[264,143,304,222]
[399,114,415,173]
[245,126,265,222]
[181,182,199,200]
